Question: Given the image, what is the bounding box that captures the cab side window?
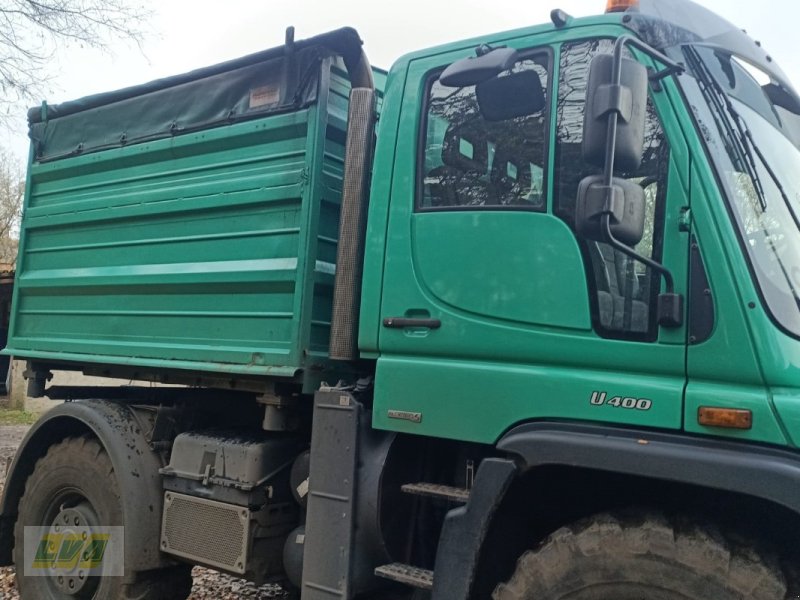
[419,52,551,210]
[555,39,670,340]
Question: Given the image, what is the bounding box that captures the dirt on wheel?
[0,424,289,599]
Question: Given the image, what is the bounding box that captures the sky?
[4,0,800,159]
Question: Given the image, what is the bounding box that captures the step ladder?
[374,480,472,591]
[374,563,434,591]
[400,482,470,503]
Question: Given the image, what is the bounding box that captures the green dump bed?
[6,29,380,390]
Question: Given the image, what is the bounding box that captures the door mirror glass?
[575,175,645,247]
[582,53,649,172]
[440,47,519,88]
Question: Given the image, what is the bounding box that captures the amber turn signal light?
[606,0,639,12]
[698,407,753,430]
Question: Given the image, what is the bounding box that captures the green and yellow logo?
[24,526,124,577]
[32,532,110,570]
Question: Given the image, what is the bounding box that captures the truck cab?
[365,0,800,451]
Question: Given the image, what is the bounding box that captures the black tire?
[493,512,787,600]
[13,436,192,600]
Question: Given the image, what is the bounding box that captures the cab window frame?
[415,46,554,213]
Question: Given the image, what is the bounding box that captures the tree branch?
[0,0,152,117]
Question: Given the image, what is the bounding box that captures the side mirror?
[476,70,546,122]
[763,83,800,115]
[440,47,519,88]
[575,175,645,247]
[582,53,649,172]
[576,36,684,329]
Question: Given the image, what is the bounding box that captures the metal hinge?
[299,167,311,191]
[678,207,692,232]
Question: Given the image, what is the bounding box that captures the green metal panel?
[412,212,591,329]
[374,356,686,443]
[6,60,363,388]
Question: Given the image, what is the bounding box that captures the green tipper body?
[8,34,384,392]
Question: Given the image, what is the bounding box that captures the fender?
[0,399,174,575]
[432,422,800,600]
[498,422,800,515]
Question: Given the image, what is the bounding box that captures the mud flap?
[302,390,361,599]
[431,458,517,600]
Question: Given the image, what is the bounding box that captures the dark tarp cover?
[28,28,365,163]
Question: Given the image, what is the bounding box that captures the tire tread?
[493,512,787,600]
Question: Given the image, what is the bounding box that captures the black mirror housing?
[582,53,649,172]
[476,70,545,121]
[763,83,800,115]
[440,47,519,88]
[657,292,684,328]
[575,175,645,247]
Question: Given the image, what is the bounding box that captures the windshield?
[682,45,800,337]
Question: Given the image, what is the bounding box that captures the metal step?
[374,563,434,590]
[401,482,470,503]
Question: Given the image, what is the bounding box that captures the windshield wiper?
[729,89,800,233]
[685,47,769,211]
[686,47,800,233]
[737,116,798,221]
[731,114,772,212]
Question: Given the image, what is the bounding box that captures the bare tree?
[0,0,151,112]
[0,149,22,266]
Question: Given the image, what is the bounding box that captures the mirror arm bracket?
[615,35,685,76]
[649,64,685,93]
[649,63,684,83]
[600,214,674,293]
[601,214,683,328]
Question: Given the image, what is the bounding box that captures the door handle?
[383,317,442,329]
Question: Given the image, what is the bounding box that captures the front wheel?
[493,512,787,600]
[13,436,192,600]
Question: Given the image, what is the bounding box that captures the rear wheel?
[493,512,786,600]
[13,436,192,600]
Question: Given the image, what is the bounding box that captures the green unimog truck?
[2,0,800,597]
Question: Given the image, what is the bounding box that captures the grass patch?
[0,409,37,426]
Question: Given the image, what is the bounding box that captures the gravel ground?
[0,424,291,599]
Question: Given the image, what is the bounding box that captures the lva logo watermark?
[23,526,124,578]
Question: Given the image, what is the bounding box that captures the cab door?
[373,35,690,444]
